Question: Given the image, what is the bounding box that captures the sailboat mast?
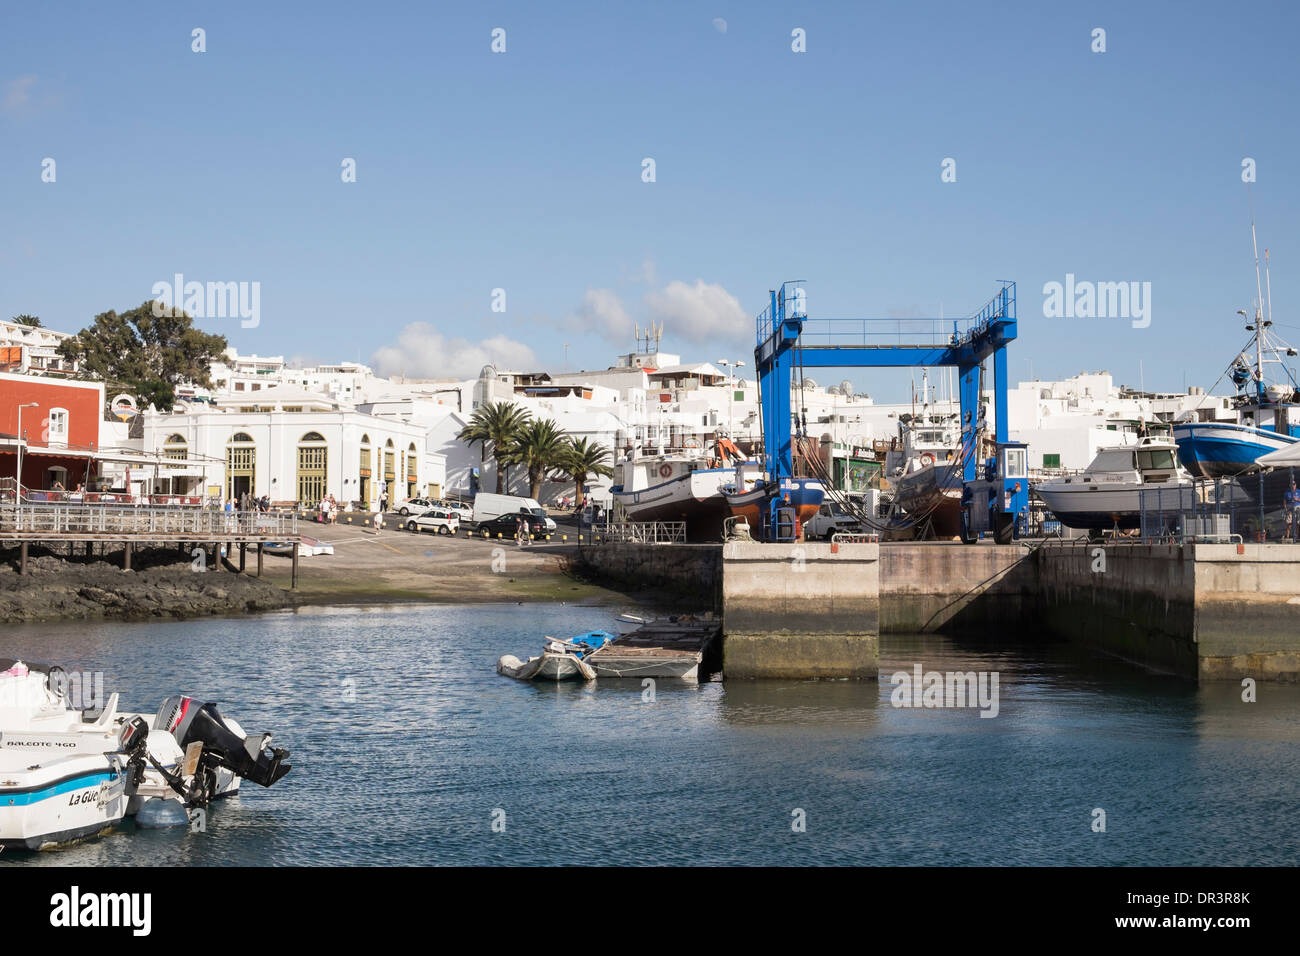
[1251,219,1266,395]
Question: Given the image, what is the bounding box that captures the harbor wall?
[1191,544,1300,681]
[1034,543,1199,678]
[879,543,1036,634]
[579,539,1300,682]
[721,541,879,679]
[572,542,721,609]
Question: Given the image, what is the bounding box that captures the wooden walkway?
[587,618,721,681]
[0,503,306,585]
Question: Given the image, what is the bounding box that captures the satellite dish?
[839,380,853,396]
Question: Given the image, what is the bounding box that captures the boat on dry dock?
[1033,437,1196,530]
[610,439,740,541]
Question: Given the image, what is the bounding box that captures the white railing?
[0,503,298,537]
[598,521,687,544]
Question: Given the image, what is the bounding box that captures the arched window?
[406,442,418,497]
[359,434,372,507]
[383,438,395,483]
[297,432,328,506]
[225,433,256,501]
[163,434,187,461]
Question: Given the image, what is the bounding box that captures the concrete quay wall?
[721,541,879,679]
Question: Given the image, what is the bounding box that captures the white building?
[141,386,442,508]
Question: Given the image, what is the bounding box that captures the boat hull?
[0,760,127,851]
[724,478,825,532]
[1173,422,1299,478]
[893,463,963,537]
[1034,484,1197,530]
[613,469,732,542]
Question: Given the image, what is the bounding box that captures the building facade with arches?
[140,391,443,508]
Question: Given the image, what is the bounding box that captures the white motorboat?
[0,660,291,851]
[1033,438,1197,530]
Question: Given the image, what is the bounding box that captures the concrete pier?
[1036,542,1300,681]
[721,541,879,679]
[574,538,1300,682]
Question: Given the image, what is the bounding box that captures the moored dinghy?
[497,631,615,681]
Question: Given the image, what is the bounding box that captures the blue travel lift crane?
[752,280,1029,543]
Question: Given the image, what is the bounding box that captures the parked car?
[475,513,547,539]
[472,493,557,532]
[805,502,862,541]
[404,507,460,535]
[397,496,436,516]
[433,499,474,523]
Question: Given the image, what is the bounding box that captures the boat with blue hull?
[1174,223,1300,479]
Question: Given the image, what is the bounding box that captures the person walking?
[372,509,383,536]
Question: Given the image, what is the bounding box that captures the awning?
[1256,443,1300,468]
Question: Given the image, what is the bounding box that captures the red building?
[0,372,105,493]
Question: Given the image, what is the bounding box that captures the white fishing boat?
[610,439,744,541]
[1033,438,1196,530]
[0,660,290,851]
[496,631,615,682]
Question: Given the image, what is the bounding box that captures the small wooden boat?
[497,631,615,682]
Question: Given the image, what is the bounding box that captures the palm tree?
[508,418,570,500]
[560,437,613,505]
[10,314,41,327]
[456,401,532,494]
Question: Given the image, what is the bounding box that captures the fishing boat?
[496,631,615,682]
[610,438,744,541]
[0,660,290,851]
[1033,438,1196,530]
[885,411,967,537]
[1174,223,1300,479]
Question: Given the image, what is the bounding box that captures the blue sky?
[3,0,1299,400]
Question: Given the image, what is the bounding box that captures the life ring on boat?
[920,452,936,467]
[659,464,673,478]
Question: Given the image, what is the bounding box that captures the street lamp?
[15,403,37,529]
[716,359,745,442]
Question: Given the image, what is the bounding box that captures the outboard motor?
[155,695,291,789]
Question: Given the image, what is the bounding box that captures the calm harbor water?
[3,603,1298,866]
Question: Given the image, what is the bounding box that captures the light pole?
[15,403,37,529]
[716,360,745,443]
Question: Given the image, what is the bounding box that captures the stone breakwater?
[0,547,296,623]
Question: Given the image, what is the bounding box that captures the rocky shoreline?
[0,546,297,624]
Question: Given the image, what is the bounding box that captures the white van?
[472,493,557,532]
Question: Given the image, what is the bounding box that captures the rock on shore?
[0,547,296,623]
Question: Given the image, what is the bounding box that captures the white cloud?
[577,288,631,337]
[370,324,537,379]
[643,279,749,344]
[3,75,36,113]
[712,18,728,34]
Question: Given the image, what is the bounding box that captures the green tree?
[456,401,532,494]
[559,436,613,504]
[56,301,227,412]
[507,418,570,500]
[10,314,42,327]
